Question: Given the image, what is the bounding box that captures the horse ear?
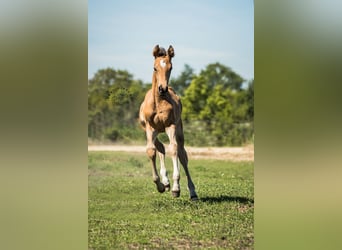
[153,45,160,58]
[167,45,175,58]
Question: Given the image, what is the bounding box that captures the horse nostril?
[158,85,168,94]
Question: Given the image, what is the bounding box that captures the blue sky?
[89,0,254,83]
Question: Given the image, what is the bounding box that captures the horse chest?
[142,94,180,131]
[153,108,173,126]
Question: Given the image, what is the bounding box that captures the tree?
[182,75,210,121]
[199,62,245,91]
[170,64,195,96]
[88,64,254,146]
[182,62,252,146]
[246,79,254,121]
[88,67,147,142]
[182,62,245,122]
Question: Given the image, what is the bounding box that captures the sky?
[89,0,254,83]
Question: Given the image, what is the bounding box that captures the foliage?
[182,63,254,146]
[88,151,254,249]
[88,68,148,142]
[88,63,254,146]
[170,64,195,97]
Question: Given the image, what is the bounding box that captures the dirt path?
[88,145,254,162]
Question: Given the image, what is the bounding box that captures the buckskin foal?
[139,45,198,200]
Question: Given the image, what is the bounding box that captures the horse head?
[152,45,175,95]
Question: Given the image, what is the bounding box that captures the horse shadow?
[200,195,254,204]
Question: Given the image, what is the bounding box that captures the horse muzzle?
[158,85,168,95]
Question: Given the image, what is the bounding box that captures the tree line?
[88,63,253,146]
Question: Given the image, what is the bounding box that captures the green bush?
[88,65,254,146]
[104,128,120,142]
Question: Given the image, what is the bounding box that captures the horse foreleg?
[146,127,165,193]
[155,138,170,191]
[166,125,180,197]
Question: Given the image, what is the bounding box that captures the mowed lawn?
[88,151,254,249]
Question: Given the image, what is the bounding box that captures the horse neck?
[151,71,172,111]
[152,72,161,104]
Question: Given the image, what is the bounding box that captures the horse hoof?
[157,183,165,193]
[172,190,180,198]
[164,184,170,191]
[190,195,199,201]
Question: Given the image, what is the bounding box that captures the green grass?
[89,151,254,249]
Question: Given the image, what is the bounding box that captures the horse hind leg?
[155,137,170,191]
[177,130,198,201]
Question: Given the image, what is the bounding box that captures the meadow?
[88,151,254,249]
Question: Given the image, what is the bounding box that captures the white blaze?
[160,60,166,68]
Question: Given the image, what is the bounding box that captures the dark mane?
[157,47,166,57]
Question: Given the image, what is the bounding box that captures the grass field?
[88,151,254,249]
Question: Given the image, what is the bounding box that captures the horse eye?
[154,67,157,71]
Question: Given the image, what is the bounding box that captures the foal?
[139,45,198,200]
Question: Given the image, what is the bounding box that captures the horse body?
[139,45,198,200]
[140,87,180,131]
